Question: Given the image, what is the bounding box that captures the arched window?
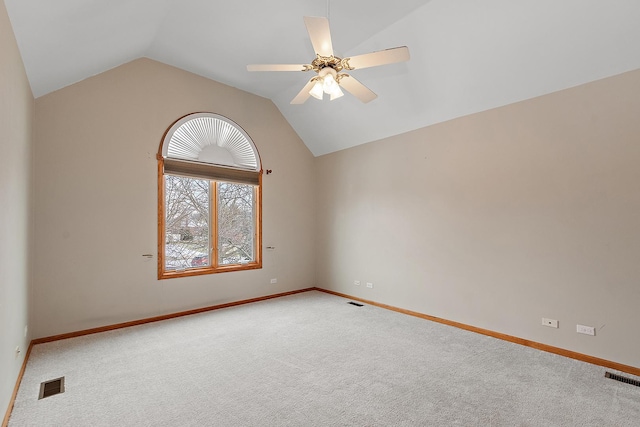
[157,113,262,279]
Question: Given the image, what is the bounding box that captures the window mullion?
[211,180,218,269]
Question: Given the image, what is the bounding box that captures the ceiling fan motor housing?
[318,67,337,79]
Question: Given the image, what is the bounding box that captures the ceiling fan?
[247,16,410,104]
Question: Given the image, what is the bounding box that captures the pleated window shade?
[161,113,261,185]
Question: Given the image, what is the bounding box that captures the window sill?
[158,262,262,280]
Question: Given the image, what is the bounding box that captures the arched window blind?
[161,113,261,185]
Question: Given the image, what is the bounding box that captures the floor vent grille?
[39,377,65,399]
[605,372,640,388]
[348,302,364,307]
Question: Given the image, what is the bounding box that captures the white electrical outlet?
[15,346,20,359]
[366,282,373,289]
[542,318,558,328]
[354,280,360,286]
[24,325,28,338]
[270,278,277,284]
[577,324,595,336]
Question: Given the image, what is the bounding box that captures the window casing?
[158,113,262,279]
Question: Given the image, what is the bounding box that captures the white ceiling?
[6,0,640,156]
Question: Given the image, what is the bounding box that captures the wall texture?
[32,58,316,338]
[0,0,33,419]
[316,69,640,368]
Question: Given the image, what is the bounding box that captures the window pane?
[217,182,255,265]
[164,175,210,270]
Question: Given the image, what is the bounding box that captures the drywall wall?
[0,0,33,420]
[32,58,316,338]
[316,69,640,368]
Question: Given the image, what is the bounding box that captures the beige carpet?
[9,291,640,426]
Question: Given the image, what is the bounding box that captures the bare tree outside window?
[164,175,210,270]
[164,175,256,270]
[218,182,254,265]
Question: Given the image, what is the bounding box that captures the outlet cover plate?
[542,318,558,328]
[577,324,595,336]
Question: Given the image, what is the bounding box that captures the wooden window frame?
[157,113,262,280]
[157,160,262,279]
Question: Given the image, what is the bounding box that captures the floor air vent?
[39,377,65,399]
[348,302,364,307]
[605,372,640,388]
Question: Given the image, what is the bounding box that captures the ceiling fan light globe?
[309,81,324,100]
[330,85,344,101]
[322,74,337,94]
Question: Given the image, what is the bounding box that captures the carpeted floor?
[9,291,640,426]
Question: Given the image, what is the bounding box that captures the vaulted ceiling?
[6,0,640,156]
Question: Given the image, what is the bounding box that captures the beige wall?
[0,0,33,418]
[32,58,316,338]
[316,69,640,368]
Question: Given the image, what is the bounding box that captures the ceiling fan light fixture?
[248,16,409,104]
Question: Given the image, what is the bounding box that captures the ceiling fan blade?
[247,64,310,72]
[291,79,317,104]
[304,16,333,57]
[339,75,377,103]
[345,46,410,70]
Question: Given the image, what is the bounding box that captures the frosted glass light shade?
[309,81,324,100]
[322,74,337,94]
[330,85,344,100]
